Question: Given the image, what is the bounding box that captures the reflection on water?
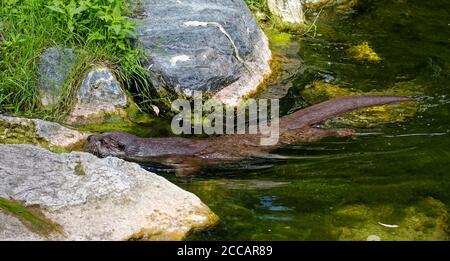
[158,0,450,240]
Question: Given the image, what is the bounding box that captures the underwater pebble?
[367,235,381,241]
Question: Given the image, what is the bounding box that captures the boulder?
[37,47,77,108]
[268,0,304,25]
[0,144,218,241]
[66,67,128,125]
[0,115,89,151]
[135,0,272,106]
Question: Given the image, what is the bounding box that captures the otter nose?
[87,135,95,142]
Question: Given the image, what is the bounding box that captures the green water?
[159,0,450,240]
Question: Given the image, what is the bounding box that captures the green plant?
[244,0,269,13]
[0,0,155,117]
[46,0,136,51]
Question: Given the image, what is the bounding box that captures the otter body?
[84,96,415,175]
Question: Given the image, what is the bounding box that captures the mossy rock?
[301,80,420,127]
[331,197,449,241]
[0,198,62,237]
[0,116,88,152]
[0,118,47,147]
[347,42,381,62]
[264,27,294,48]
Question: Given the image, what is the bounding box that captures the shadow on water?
[147,0,450,240]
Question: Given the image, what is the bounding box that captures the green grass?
[0,0,152,118]
[244,0,268,13]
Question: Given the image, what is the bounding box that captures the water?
[156,0,450,240]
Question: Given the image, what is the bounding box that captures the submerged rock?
[0,115,89,151]
[135,0,272,106]
[347,42,381,62]
[0,144,218,241]
[37,47,77,108]
[332,197,449,241]
[66,67,128,125]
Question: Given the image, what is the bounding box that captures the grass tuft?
[0,0,153,118]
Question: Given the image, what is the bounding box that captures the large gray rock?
[135,0,272,106]
[66,67,128,125]
[37,47,77,108]
[0,115,89,150]
[0,144,218,241]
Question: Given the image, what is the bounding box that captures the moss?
[0,119,49,147]
[0,198,62,237]
[347,42,382,62]
[74,161,86,176]
[0,118,82,153]
[301,80,419,127]
[126,102,154,125]
[244,51,285,100]
[264,27,293,47]
[331,197,449,241]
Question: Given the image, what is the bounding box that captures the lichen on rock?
[0,144,219,241]
[65,66,129,125]
[37,47,77,109]
[0,115,90,152]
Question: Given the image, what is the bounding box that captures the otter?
[84,96,415,175]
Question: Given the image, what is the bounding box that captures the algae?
[264,28,293,48]
[347,42,382,62]
[0,119,49,147]
[74,160,86,176]
[333,197,449,241]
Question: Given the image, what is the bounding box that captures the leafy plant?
[46,0,136,51]
[0,0,154,117]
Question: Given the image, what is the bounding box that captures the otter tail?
[280,96,416,132]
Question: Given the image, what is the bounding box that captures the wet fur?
[84,96,415,175]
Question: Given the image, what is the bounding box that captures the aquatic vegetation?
[264,28,293,47]
[333,197,449,241]
[347,42,382,62]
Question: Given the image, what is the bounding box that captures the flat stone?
[0,115,89,150]
[0,144,218,241]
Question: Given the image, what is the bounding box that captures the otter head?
[84,131,136,158]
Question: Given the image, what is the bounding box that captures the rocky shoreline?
[0,143,218,241]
